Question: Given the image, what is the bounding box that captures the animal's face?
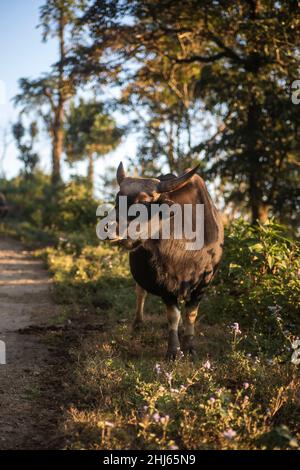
[105,162,199,250]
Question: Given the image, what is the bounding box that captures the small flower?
[208,397,216,405]
[223,428,237,440]
[160,415,170,425]
[243,382,250,390]
[152,412,160,423]
[291,349,300,365]
[231,322,241,334]
[165,372,172,384]
[154,363,162,375]
[169,444,179,450]
[170,388,179,393]
[203,360,211,370]
[243,395,249,403]
[268,305,282,312]
[143,405,148,412]
[292,338,300,350]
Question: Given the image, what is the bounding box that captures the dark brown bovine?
[110,163,224,359]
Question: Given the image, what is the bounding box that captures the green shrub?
[1,173,99,250]
[203,219,300,356]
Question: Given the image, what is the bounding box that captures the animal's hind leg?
[166,304,182,360]
[182,301,199,359]
[132,283,147,330]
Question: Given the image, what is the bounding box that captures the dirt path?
[0,237,60,449]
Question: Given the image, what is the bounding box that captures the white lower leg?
[183,304,199,355]
[134,284,147,325]
[166,305,181,356]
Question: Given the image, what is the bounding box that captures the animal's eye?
[137,192,152,203]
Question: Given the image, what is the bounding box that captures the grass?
[1,217,299,449]
[40,222,300,450]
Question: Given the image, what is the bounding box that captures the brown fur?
[143,175,223,299]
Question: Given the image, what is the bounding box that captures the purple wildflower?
[231,322,241,335]
[223,428,237,440]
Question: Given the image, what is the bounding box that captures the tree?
[0,126,12,178]
[12,120,39,176]
[76,0,300,224]
[14,0,84,185]
[64,98,123,193]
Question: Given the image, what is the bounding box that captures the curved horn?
[157,165,200,193]
[116,161,126,185]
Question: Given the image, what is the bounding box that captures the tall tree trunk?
[51,5,66,185]
[246,96,269,224]
[249,172,269,223]
[52,104,64,185]
[87,152,94,194]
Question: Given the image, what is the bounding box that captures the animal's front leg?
[166,304,182,360]
[132,283,147,330]
[182,301,199,359]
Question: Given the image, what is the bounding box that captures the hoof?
[182,335,197,361]
[188,347,197,361]
[166,347,183,361]
[131,320,143,333]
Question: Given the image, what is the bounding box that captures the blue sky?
[0,0,135,186]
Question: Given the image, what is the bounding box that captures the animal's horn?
[157,165,200,193]
[117,161,126,185]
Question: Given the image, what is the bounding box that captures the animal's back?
[129,173,223,303]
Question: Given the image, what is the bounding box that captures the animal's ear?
[116,162,126,185]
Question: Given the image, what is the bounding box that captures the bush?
[0,173,99,250]
[203,219,300,356]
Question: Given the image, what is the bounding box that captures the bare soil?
[0,237,61,449]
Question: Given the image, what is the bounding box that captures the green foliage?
[64,98,124,191]
[0,173,99,250]
[0,172,51,223]
[203,220,300,356]
[78,0,300,223]
[65,98,123,163]
[35,217,300,450]
[12,120,39,175]
[48,181,99,239]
